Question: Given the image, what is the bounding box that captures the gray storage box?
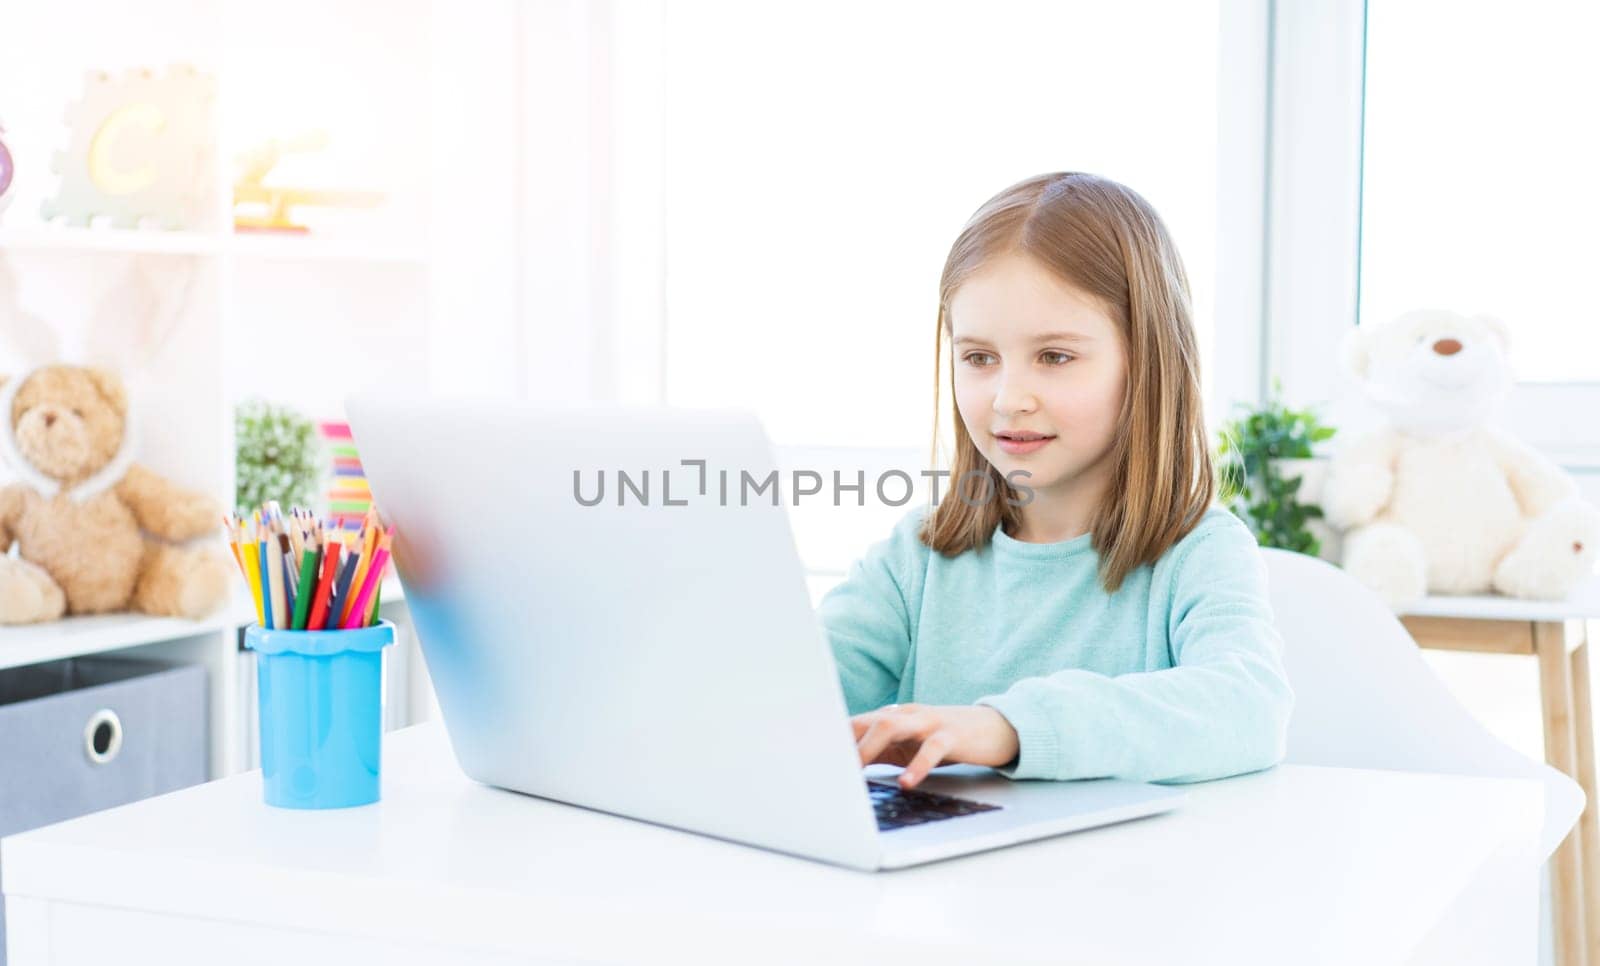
[0,656,208,964]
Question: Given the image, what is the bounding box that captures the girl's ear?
[0,254,65,368]
[1340,325,1373,380]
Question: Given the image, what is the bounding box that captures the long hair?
[921,172,1214,593]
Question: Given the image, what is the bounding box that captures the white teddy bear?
[1321,309,1600,606]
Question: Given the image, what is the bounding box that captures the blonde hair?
[921,172,1214,593]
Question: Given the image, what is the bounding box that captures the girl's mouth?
[994,432,1056,455]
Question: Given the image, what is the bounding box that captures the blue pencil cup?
[244,620,395,809]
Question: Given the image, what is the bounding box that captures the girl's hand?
[851,703,1020,790]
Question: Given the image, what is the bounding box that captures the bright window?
[653,1,1231,572]
[661,0,1224,450]
[1359,0,1600,383]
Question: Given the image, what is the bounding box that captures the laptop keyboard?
[866,779,1002,831]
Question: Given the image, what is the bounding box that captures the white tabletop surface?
[1,724,1544,966]
[1395,576,1600,622]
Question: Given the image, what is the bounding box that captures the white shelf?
[0,602,245,673]
[0,578,406,673]
[0,224,221,256]
[0,224,426,264]
[227,233,426,264]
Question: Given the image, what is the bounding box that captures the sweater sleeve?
[815,508,929,716]
[974,516,1295,784]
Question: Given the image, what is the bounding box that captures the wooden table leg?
[1538,620,1586,966]
[1569,623,1600,966]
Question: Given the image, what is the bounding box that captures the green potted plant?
[235,399,320,514]
[1216,381,1337,557]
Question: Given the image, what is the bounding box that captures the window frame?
[1267,0,1600,468]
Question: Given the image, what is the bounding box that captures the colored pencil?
[339,543,372,626]
[291,543,319,630]
[364,524,394,626]
[250,511,265,628]
[367,578,382,626]
[224,514,244,574]
[281,558,295,615]
[342,534,391,629]
[258,534,272,628]
[356,516,377,576]
[306,536,341,631]
[242,519,265,626]
[277,528,296,593]
[265,519,287,630]
[341,519,379,626]
[281,564,295,619]
[326,548,362,631]
[222,514,267,627]
[287,511,304,562]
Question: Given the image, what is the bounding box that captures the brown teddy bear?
[0,364,233,624]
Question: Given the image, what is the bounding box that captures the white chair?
[1262,547,1583,964]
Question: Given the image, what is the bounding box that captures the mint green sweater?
[818,505,1294,784]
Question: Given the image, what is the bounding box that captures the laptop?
[346,396,1185,872]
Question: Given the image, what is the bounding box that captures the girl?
[818,172,1294,791]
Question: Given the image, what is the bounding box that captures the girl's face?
[948,251,1127,509]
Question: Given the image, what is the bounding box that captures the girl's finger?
[899,731,952,789]
[855,717,901,765]
[856,710,933,766]
[851,703,917,740]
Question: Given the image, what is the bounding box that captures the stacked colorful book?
[320,420,371,534]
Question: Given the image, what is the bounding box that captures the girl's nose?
[992,376,1039,415]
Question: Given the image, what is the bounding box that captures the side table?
[1400,580,1600,966]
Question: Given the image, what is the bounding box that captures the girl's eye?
[963,352,997,367]
[1040,350,1074,365]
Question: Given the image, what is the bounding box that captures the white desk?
[2,724,1545,966]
